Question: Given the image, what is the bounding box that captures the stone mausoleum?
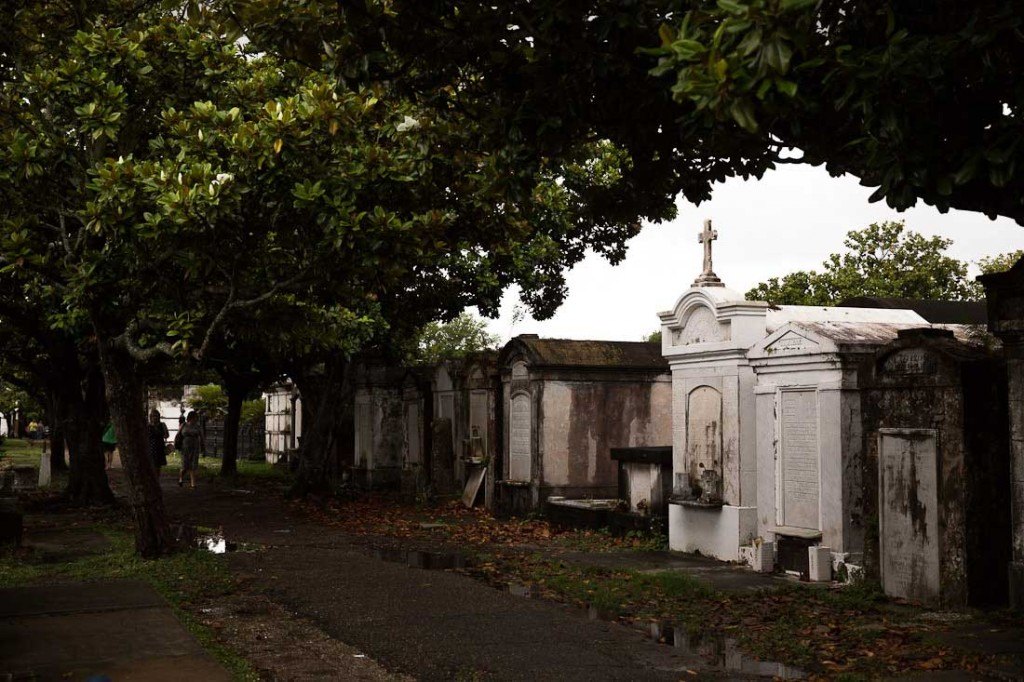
[495,335,671,514]
[659,219,962,578]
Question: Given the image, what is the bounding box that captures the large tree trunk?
[64,367,114,505]
[220,379,246,478]
[290,355,352,497]
[97,341,173,557]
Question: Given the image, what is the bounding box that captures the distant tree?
[414,313,501,365]
[185,385,229,416]
[746,221,979,305]
[978,251,1024,276]
[644,330,662,344]
[240,399,265,426]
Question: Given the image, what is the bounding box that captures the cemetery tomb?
[661,219,930,565]
[978,254,1024,608]
[428,355,501,504]
[350,362,410,490]
[864,327,1010,607]
[496,335,671,515]
[748,321,930,577]
[263,383,301,464]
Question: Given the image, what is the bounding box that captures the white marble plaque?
[509,394,532,481]
[780,390,819,530]
[879,429,940,603]
[686,386,722,484]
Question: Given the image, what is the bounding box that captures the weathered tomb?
[863,327,1009,606]
[430,354,501,505]
[496,335,671,514]
[660,219,929,563]
[747,321,952,579]
[978,254,1024,608]
[352,363,417,490]
[264,382,302,464]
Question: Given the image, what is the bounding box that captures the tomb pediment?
[764,330,819,354]
[671,305,728,346]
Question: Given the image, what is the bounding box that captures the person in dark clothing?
[148,409,169,473]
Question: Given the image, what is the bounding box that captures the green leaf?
[780,0,818,11]
[717,0,746,14]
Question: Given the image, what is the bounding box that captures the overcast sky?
[476,163,1023,343]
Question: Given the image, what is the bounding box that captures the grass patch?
[166,451,290,484]
[0,517,258,680]
[479,551,976,677]
[0,438,45,468]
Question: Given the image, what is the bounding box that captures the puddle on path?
[649,621,805,679]
[373,547,470,570]
[197,534,260,554]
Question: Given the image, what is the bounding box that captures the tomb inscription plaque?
[509,394,532,481]
[780,390,819,530]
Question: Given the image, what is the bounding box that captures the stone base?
[1011,561,1024,610]
[668,502,757,562]
[808,546,833,582]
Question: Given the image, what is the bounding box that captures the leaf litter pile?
[298,493,1017,679]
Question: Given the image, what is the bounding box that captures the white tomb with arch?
[659,219,932,566]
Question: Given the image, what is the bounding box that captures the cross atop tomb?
[692,219,724,287]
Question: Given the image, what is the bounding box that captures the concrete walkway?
[163,481,757,681]
[0,580,230,681]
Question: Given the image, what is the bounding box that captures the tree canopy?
[413,313,501,365]
[745,221,996,305]
[652,0,1024,224]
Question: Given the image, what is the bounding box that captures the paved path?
[0,580,229,681]
[163,479,747,681]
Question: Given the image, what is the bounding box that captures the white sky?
[477,163,1023,343]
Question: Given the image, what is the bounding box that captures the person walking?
[178,411,204,489]
[148,409,169,475]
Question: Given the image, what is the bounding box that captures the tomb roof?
[837,296,988,324]
[750,322,996,362]
[500,337,668,370]
[766,305,927,333]
[782,322,991,349]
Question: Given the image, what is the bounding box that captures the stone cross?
[692,219,724,287]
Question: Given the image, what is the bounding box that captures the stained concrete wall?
[499,360,671,509]
[539,379,672,493]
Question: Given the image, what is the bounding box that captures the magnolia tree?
[2,3,651,555]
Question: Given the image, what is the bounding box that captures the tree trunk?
[291,355,351,497]
[220,380,245,478]
[48,393,69,472]
[97,341,173,557]
[64,367,114,505]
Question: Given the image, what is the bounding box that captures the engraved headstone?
[509,394,531,481]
